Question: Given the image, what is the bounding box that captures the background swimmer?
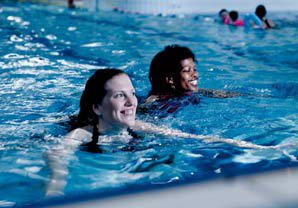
[255,4,275,29]
[219,8,270,29]
[219,9,230,24]
[219,9,244,27]
[229,10,244,26]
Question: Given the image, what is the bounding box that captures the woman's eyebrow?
[109,89,135,93]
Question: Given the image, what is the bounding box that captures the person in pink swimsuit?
[229,10,244,26]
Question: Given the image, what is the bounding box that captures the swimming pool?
[0,2,297,207]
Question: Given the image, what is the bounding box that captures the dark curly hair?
[149,45,195,96]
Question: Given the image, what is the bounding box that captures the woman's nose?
[192,69,198,78]
[125,95,135,107]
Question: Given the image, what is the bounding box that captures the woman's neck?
[97,119,128,136]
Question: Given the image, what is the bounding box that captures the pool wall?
[46,0,298,14]
[38,167,298,207]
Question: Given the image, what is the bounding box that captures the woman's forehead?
[104,74,134,91]
[180,58,195,67]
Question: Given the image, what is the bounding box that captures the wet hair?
[255,5,267,19]
[229,10,238,22]
[149,44,195,95]
[77,68,126,150]
[219,9,228,17]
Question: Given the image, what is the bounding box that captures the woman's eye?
[182,68,191,72]
[182,67,196,73]
[132,92,136,96]
[115,93,124,98]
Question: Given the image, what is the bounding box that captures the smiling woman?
[139,45,239,116]
[76,68,138,150]
[96,73,137,129]
[46,68,140,195]
[179,57,198,92]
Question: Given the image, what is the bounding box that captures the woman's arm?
[198,88,240,98]
[244,13,263,28]
[134,120,272,149]
[45,128,91,197]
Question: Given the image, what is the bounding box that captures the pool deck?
[44,166,298,208]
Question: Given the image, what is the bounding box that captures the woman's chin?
[126,120,136,128]
[119,119,136,129]
[192,87,198,92]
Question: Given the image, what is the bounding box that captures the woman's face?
[179,58,198,92]
[95,74,138,130]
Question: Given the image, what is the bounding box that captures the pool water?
[0,2,298,207]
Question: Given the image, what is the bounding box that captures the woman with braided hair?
[46,68,139,195]
[75,68,138,152]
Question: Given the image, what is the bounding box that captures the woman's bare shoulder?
[65,127,92,142]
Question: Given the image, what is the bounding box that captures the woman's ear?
[93,104,103,116]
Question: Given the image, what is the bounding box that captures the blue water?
[0,2,298,207]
